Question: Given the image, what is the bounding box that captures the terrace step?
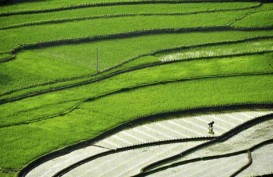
[62,141,205,177]
[23,109,272,177]
[95,110,273,149]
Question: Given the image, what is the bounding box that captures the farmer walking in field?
[208,121,215,135]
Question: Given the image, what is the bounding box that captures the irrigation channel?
[21,108,273,177]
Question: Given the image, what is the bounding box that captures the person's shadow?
[208,127,215,135]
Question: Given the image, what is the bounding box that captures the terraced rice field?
[145,116,273,177]
[95,110,271,148]
[23,109,273,177]
[152,154,249,177]
[0,0,273,177]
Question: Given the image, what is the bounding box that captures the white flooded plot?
[62,141,205,177]
[24,109,273,177]
[150,154,248,177]
[161,118,273,170]
[25,145,108,177]
[238,144,273,177]
[95,110,272,149]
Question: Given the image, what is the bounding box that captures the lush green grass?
[0,2,259,28]
[0,100,79,128]
[1,52,272,127]
[0,75,272,171]
[84,75,273,120]
[0,51,92,93]
[0,10,249,52]
[2,30,273,94]
[259,3,273,10]
[0,0,146,14]
[0,172,15,177]
[158,37,273,61]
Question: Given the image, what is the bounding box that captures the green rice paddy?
[0,0,273,177]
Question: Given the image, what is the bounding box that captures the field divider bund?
[18,104,273,177]
[259,173,273,177]
[228,7,260,26]
[0,54,15,63]
[230,151,253,177]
